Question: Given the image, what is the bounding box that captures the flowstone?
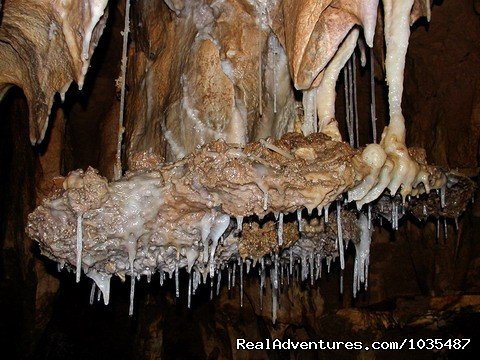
[27,133,474,319]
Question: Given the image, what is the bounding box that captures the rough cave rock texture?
[0,0,109,144]
[25,0,458,292]
[1,0,480,359]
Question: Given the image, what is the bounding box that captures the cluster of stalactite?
[27,133,475,321]
[0,0,475,321]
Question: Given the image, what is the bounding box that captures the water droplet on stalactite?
[76,214,83,283]
[239,259,244,307]
[423,204,428,217]
[90,282,96,305]
[236,216,243,232]
[175,263,180,298]
[297,209,303,232]
[336,201,345,270]
[129,274,135,316]
[188,272,192,309]
[277,213,284,246]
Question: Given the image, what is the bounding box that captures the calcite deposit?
[0,0,473,321]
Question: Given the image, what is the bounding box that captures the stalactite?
[344,66,352,144]
[348,57,355,146]
[353,53,359,147]
[370,47,378,143]
[76,214,83,283]
[115,0,131,180]
[336,201,345,270]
